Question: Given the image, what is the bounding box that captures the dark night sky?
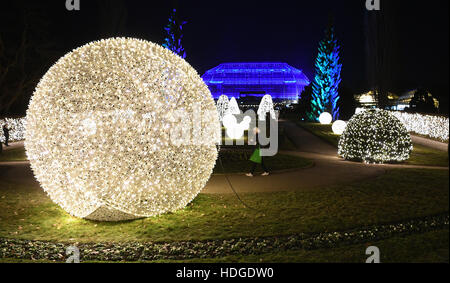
[2,0,449,108]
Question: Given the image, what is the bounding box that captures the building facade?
[202,62,310,105]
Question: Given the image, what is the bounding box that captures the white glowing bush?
[228,97,241,115]
[216,95,230,122]
[338,110,413,164]
[257,95,276,121]
[390,112,449,142]
[1,118,26,143]
[25,38,220,221]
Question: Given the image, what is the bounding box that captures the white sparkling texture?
[338,109,413,164]
[257,95,276,121]
[216,95,230,122]
[1,118,26,143]
[25,38,220,221]
[228,97,241,115]
[390,112,449,142]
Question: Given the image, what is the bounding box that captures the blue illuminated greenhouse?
[202,63,310,104]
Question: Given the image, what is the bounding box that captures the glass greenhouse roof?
[202,63,310,102]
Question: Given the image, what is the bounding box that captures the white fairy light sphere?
[319,112,333,124]
[338,109,413,164]
[332,120,347,135]
[25,38,220,221]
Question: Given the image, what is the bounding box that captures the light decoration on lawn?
[338,109,413,164]
[228,97,241,115]
[257,95,277,121]
[332,120,347,135]
[0,117,26,143]
[319,112,333,125]
[25,38,220,221]
[216,95,230,121]
[222,114,251,140]
[390,112,449,142]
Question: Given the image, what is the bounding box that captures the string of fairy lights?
[338,109,413,164]
[390,112,449,142]
[24,38,220,221]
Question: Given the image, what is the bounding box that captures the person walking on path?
[246,127,270,177]
[2,124,10,147]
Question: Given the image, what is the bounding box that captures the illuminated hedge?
[390,112,449,142]
[25,38,220,221]
[1,118,26,143]
[338,110,413,164]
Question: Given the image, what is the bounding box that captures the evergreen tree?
[309,23,342,121]
[163,9,187,59]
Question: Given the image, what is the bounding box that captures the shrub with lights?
[25,38,220,221]
[338,109,413,164]
[1,118,26,143]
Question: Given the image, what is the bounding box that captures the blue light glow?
[202,63,310,102]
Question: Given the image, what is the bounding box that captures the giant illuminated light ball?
[338,109,413,164]
[25,38,220,221]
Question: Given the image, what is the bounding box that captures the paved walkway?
[201,121,447,194]
[1,141,24,151]
[0,124,448,195]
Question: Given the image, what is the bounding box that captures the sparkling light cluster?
[338,109,413,164]
[257,95,276,121]
[390,112,449,142]
[0,117,26,143]
[216,95,230,121]
[228,97,241,115]
[25,38,220,221]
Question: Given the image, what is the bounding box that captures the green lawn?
[215,150,312,174]
[297,122,449,167]
[0,169,447,244]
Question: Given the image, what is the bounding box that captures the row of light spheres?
[319,112,347,135]
[25,38,221,221]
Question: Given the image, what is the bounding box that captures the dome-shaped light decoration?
[338,109,413,164]
[332,120,347,135]
[228,97,241,115]
[216,95,230,122]
[25,38,220,221]
[319,112,333,124]
[257,94,277,121]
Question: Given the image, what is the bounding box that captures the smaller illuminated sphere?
[338,109,413,164]
[319,112,333,124]
[332,120,347,135]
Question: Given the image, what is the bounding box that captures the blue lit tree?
[163,9,187,59]
[309,24,342,121]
